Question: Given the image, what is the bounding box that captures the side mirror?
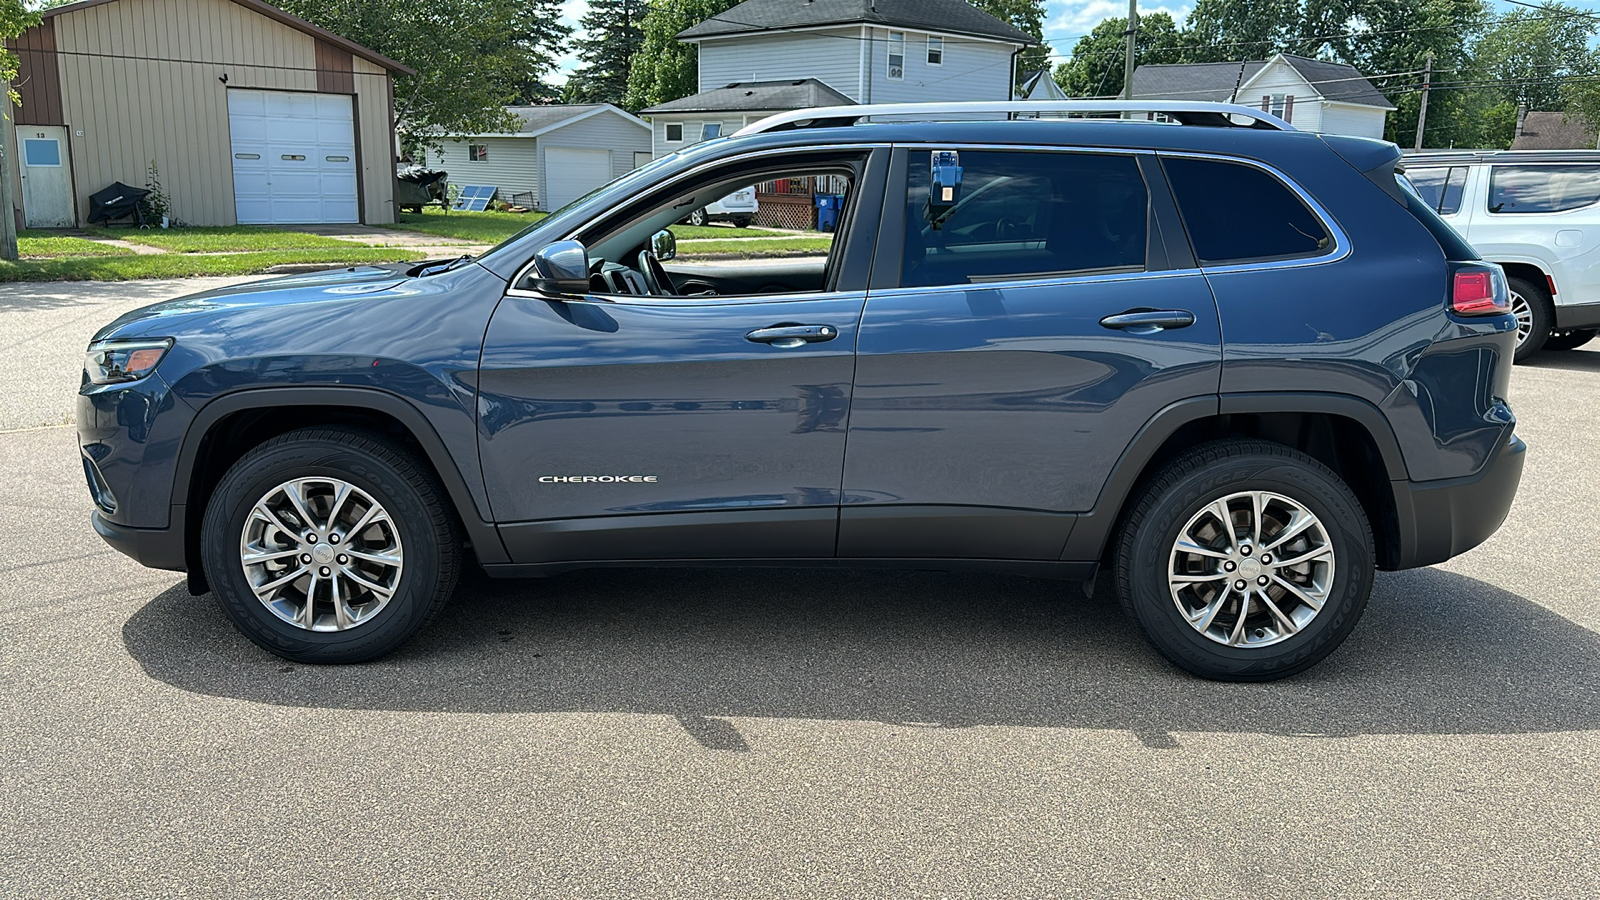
[651,228,677,262]
[529,240,590,296]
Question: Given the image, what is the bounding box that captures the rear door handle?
[746,324,838,348]
[1099,309,1196,332]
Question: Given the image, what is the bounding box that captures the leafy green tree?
[970,0,1053,76]
[1473,0,1599,112]
[3,0,41,105]
[1182,0,1305,62]
[567,0,649,108]
[623,0,741,110]
[1053,12,1185,98]
[274,0,569,135]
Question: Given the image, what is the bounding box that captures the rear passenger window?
[1163,157,1332,265]
[1407,166,1468,215]
[1489,165,1600,214]
[901,150,1147,287]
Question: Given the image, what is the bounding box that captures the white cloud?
[551,0,591,84]
[1044,1,1193,62]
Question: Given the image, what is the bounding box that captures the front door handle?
[1099,309,1196,333]
[746,324,838,349]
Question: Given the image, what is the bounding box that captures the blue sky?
[550,0,1557,82]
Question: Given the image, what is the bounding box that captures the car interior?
[571,165,858,300]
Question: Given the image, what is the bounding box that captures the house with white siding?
[428,105,652,212]
[642,0,1037,157]
[1131,53,1394,138]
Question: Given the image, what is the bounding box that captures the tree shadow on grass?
[123,566,1600,740]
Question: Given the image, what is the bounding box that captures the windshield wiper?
[418,255,474,276]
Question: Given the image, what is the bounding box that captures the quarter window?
[665,123,683,143]
[901,150,1148,288]
[1163,157,1332,265]
[1489,165,1600,214]
[887,32,905,80]
[927,36,944,66]
[1406,166,1468,215]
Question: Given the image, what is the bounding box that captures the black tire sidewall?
[202,437,446,663]
[1122,452,1373,681]
[1510,276,1553,361]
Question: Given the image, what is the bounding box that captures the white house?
[428,104,652,211]
[1130,53,1395,138]
[642,0,1037,157]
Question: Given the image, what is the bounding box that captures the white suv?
[685,187,758,228]
[1404,150,1600,360]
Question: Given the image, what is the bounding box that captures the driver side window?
[579,164,860,301]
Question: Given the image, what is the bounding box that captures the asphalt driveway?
[2,278,1597,897]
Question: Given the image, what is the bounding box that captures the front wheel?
[1113,440,1374,681]
[201,428,461,664]
[689,208,708,227]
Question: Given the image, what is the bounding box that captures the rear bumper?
[1389,432,1526,569]
[93,508,186,571]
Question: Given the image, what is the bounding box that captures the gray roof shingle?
[503,105,619,133]
[1512,111,1599,150]
[678,0,1035,45]
[1131,54,1392,109]
[640,79,856,114]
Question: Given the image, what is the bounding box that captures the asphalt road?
[2,278,1598,898]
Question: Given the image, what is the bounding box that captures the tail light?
[1450,264,1511,316]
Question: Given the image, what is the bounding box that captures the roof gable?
[1512,111,1599,150]
[444,104,650,138]
[41,0,412,74]
[678,0,1035,45]
[1133,53,1391,109]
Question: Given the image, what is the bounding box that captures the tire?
[733,217,753,229]
[1544,328,1597,352]
[201,427,461,664]
[689,208,708,227]
[1509,276,1554,362]
[1113,439,1374,682]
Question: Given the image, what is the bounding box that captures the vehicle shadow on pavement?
[1522,348,1600,372]
[122,566,1600,739]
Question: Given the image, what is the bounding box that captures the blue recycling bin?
[815,194,843,232]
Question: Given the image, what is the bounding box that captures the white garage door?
[228,89,359,224]
[544,147,614,211]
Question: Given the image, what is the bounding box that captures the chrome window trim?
[865,267,1198,300]
[507,145,887,297]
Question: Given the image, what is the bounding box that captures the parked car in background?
[1404,150,1600,360]
[80,101,1524,681]
[686,187,757,227]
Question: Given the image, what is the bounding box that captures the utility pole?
[1121,0,1139,100]
[1414,50,1434,151]
[0,87,16,261]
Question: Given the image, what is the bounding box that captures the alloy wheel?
[1167,490,1336,648]
[1510,289,1535,347]
[239,477,404,632]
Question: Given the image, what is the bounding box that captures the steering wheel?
[639,251,679,297]
[996,216,1022,241]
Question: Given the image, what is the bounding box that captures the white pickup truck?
[1404,150,1600,360]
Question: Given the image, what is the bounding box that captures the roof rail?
[734,101,1296,137]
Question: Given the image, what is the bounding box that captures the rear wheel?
[1508,276,1553,362]
[1113,440,1374,681]
[689,208,708,227]
[733,217,753,228]
[1544,328,1597,352]
[201,428,460,664]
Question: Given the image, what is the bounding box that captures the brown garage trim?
[6,21,65,127]
[315,39,355,95]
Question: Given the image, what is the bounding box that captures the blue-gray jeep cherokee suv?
[79,102,1525,680]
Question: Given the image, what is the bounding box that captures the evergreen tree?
[567,0,649,108]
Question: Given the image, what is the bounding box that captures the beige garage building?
[4,0,409,228]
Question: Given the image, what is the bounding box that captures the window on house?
[927,36,944,66]
[1262,94,1295,123]
[665,123,683,143]
[702,122,722,141]
[888,31,905,80]
[1163,157,1332,264]
[469,144,488,162]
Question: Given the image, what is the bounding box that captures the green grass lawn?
[17,231,134,258]
[390,208,545,243]
[677,237,835,259]
[0,248,424,283]
[669,224,798,240]
[83,226,365,253]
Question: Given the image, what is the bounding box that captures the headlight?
[85,338,173,385]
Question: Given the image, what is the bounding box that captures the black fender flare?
[1061,392,1408,563]
[174,386,508,582]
